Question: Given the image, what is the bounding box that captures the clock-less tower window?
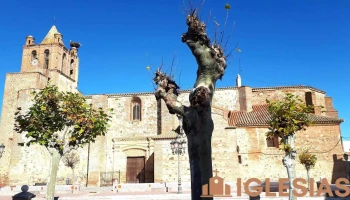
[44,49,50,69]
[62,53,66,73]
[70,59,74,77]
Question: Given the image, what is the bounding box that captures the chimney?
[325,97,338,118]
[236,74,241,87]
[238,86,252,112]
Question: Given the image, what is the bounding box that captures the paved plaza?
[0,193,348,200]
[1,189,348,200]
[1,182,349,200]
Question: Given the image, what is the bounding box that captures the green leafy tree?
[299,148,317,191]
[266,93,314,200]
[14,84,112,200]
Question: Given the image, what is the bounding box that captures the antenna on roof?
[53,17,56,25]
[238,58,241,74]
[236,58,242,87]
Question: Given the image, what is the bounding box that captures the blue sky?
[0,0,349,137]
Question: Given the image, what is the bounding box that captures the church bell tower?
[0,25,82,186]
[20,25,81,90]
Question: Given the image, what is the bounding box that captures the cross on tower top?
[214,169,219,177]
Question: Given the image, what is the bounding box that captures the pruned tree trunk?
[154,10,227,200]
[282,135,297,200]
[306,167,310,191]
[72,168,75,184]
[186,111,214,200]
[46,150,62,200]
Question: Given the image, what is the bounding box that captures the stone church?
[0,26,346,187]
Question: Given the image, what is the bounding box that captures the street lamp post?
[170,136,186,194]
[0,143,5,158]
[170,115,186,194]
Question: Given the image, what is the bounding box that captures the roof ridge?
[83,85,325,98]
[228,105,343,127]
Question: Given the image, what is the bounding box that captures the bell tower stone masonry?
[0,25,81,186]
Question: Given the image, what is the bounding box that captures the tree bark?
[46,150,62,200]
[306,168,310,191]
[154,10,227,200]
[72,168,75,184]
[282,135,297,200]
[186,110,214,200]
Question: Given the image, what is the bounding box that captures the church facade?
[0,26,346,187]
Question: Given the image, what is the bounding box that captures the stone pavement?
[0,183,348,200]
[0,190,346,200]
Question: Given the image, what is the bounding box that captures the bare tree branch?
[224,21,236,51]
[181,10,227,82]
[153,69,187,116]
[63,151,80,169]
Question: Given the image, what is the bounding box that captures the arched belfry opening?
[44,49,50,69]
[70,59,75,77]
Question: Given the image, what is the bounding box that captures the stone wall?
[0,72,47,186]
[149,87,344,185]
[251,88,313,104]
[0,69,81,186]
[107,94,158,138]
[0,79,345,186]
[63,87,346,185]
[83,93,160,185]
[239,125,344,183]
[251,87,327,116]
[152,124,344,185]
[152,93,238,183]
[153,139,191,183]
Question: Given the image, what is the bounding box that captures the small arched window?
[31,50,37,60]
[44,49,50,69]
[131,97,141,121]
[62,53,66,72]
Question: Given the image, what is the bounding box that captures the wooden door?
[126,157,145,183]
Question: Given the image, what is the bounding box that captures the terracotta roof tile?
[228,104,343,127]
